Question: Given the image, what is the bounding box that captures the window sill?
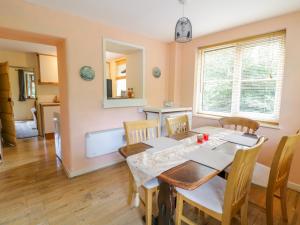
[192,113,281,130]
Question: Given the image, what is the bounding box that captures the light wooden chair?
[124,119,160,225]
[219,117,260,134]
[0,135,2,163]
[165,115,190,137]
[251,130,300,225]
[175,137,265,225]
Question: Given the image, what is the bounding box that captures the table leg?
[157,181,175,225]
[142,216,158,225]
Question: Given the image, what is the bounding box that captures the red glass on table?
[203,133,209,141]
[197,134,203,144]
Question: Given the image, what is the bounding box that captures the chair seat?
[252,163,270,188]
[176,176,226,214]
[143,178,159,189]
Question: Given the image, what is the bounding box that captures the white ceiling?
[25,0,300,42]
[0,39,57,55]
[106,40,140,53]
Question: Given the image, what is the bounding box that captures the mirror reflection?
[105,40,143,99]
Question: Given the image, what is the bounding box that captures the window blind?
[196,31,286,122]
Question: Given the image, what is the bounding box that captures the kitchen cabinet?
[40,103,60,137]
[38,54,59,84]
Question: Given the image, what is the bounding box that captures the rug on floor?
[15,120,38,139]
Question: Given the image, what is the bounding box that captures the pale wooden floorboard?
[0,137,299,225]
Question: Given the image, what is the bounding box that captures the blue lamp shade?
[175,17,192,43]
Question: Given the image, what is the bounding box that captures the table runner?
[126,127,242,206]
[127,135,227,187]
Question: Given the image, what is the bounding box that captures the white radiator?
[85,128,126,158]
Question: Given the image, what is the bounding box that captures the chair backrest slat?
[165,115,190,137]
[219,117,260,134]
[124,119,160,145]
[143,129,147,141]
[223,137,265,223]
[268,131,300,193]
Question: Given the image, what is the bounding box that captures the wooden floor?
[0,138,299,225]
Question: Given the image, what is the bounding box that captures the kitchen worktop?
[39,102,60,107]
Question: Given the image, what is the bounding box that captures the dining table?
[119,126,262,225]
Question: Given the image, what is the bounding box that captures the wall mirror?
[103,38,146,108]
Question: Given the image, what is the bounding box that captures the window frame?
[194,31,286,124]
[24,71,36,99]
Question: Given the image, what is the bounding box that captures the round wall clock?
[80,66,95,81]
[152,67,161,78]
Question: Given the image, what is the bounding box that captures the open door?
[0,62,16,146]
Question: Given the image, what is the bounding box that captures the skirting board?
[288,181,300,193]
[63,157,125,178]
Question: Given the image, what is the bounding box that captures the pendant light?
[175,0,192,43]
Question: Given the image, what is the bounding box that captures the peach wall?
[178,11,300,184]
[168,42,183,105]
[0,0,170,174]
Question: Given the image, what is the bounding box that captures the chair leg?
[199,210,206,225]
[128,173,134,205]
[240,201,248,225]
[152,188,158,215]
[145,189,153,225]
[280,186,288,222]
[128,172,138,206]
[175,193,184,225]
[266,193,274,225]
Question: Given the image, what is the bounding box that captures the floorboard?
[0,138,299,225]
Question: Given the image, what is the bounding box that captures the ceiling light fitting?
[175,0,192,43]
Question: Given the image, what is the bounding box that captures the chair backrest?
[219,117,260,134]
[31,107,37,123]
[165,115,190,137]
[267,131,300,193]
[223,137,265,222]
[123,119,160,145]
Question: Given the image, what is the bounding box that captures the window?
[195,31,285,122]
[25,72,36,99]
[116,79,126,96]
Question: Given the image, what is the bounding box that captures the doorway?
[0,40,59,142]
[10,66,38,139]
[0,27,66,169]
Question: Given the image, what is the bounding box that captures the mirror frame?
[102,38,146,108]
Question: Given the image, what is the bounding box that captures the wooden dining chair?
[175,137,265,225]
[251,130,300,225]
[124,119,160,145]
[219,117,260,134]
[123,119,160,225]
[165,115,190,137]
